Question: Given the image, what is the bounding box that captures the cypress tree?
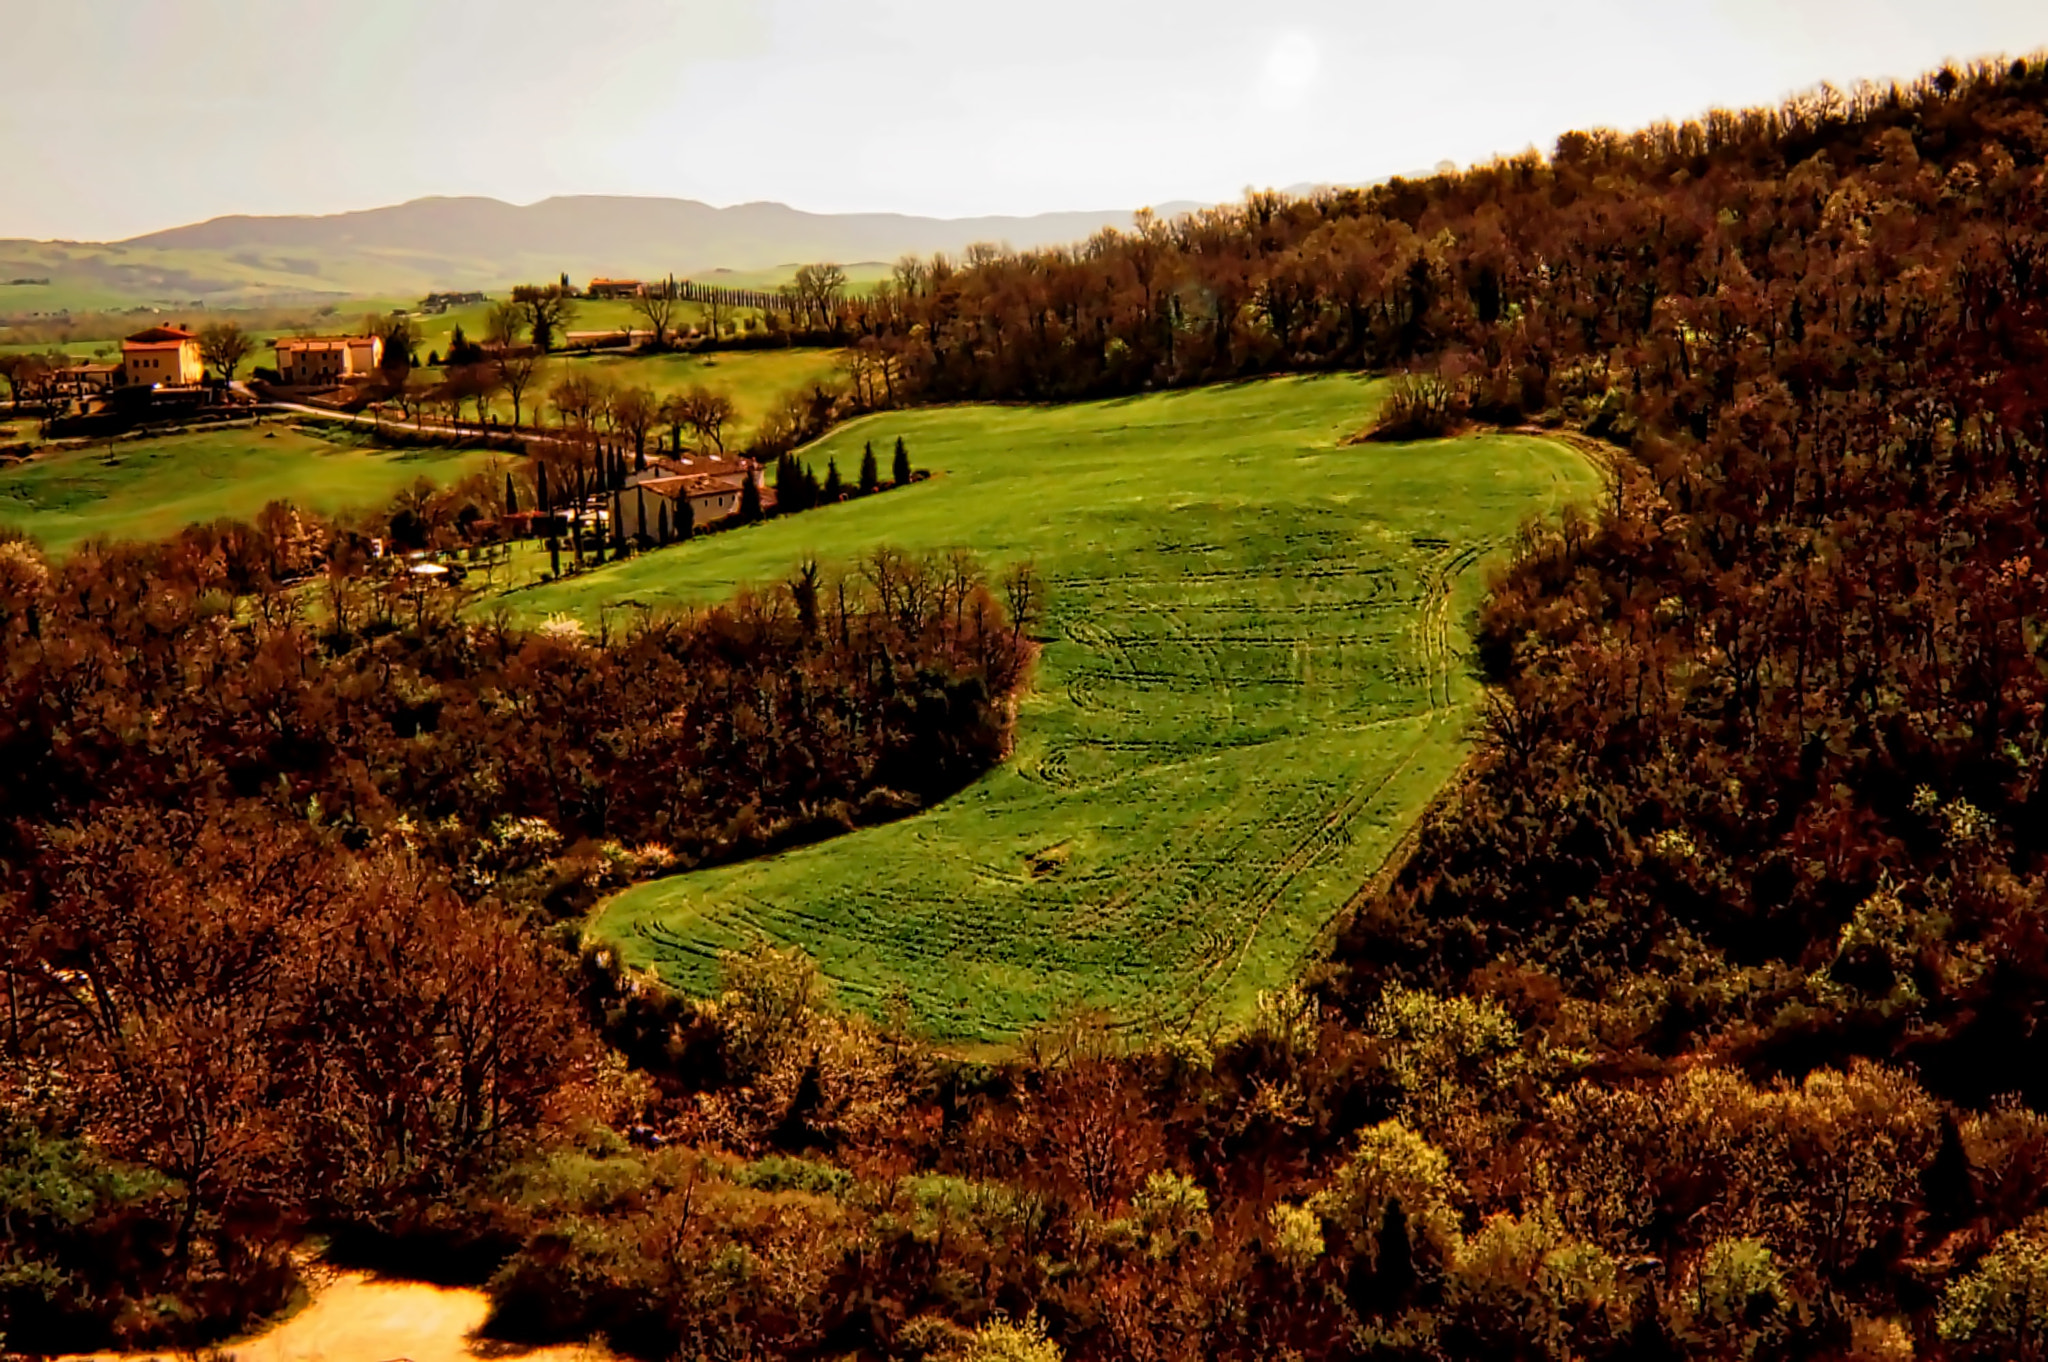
[679,491,695,540]
[504,471,517,515]
[636,486,649,545]
[740,471,762,522]
[775,453,798,511]
[859,440,879,495]
[893,435,911,486]
[804,461,822,505]
[1925,1111,1979,1232]
[824,458,842,501]
[657,501,671,545]
[536,461,551,512]
[548,535,560,578]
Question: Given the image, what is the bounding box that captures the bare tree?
[549,372,603,431]
[630,275,680,349]
[198,322,254,381]
[446,363,500,423]
[783,263,848,330]
[484,301,525,351]
[612,384,657,460]
[495,352,541,427]
[511,284,578,353]
[677,384,736,452]
[484,302,541,425]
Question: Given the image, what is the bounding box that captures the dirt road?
[59,1273,608,1362]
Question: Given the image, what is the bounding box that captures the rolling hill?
[0,195,1205,313]
[503,375,1598,1040]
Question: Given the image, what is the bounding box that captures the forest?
[11,52,2048,1362]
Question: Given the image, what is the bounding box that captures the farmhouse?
[120,326,203,387]
[626,452,754,486]
[610,464,764,541]
[272,335,384,386]
[419,290,488,314]
[41,363,120,399]
[586,278,645,299]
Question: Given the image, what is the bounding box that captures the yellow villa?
[272,335,384,386]
[120,325,204,387]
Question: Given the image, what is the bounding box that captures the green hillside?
[510,376,1596,1040]
[0,425,498,555]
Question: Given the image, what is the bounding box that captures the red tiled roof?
[274,335,377,350]
[124,326,196,343]
[628,472,752,500]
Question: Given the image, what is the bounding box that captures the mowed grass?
[509,375,1598,1041]
[0,425,500,555]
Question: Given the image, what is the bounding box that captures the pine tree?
[892,435,911,486]
[635,443,647,474]
[740,471,762,521]
[824,458,843,501]
[859,440,879,495]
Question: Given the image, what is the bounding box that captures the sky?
[5,0,2045,241]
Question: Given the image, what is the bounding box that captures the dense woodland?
[12,52,2048,1362]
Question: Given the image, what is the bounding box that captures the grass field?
[0,424,500,554]
[510,346,847,441]
[506,376,1597,1041]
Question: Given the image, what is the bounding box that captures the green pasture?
[509,375,1597,1041]
[0,424,499,555]
[419,345,848,446]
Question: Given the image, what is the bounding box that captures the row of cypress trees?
[775,435,915,513]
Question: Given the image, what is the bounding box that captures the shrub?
[1267,1201,1326,1271]
[1130,1169,1210,1258]
[1939,1214,2048,1360]
[961,1312,1062,1362]
[1310,1119,1462,1267]
[1363,372,1465,441]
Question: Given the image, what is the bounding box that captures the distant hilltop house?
[611,457,766,539]
[418,290,488,314]
[273,335,384,386]
[586,278,645,300]
[121,325,203,387]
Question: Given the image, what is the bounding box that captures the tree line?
[0,519,1035,1351]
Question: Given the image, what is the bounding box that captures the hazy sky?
[7,0,2044,240]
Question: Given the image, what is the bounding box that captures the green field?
[0,425,500,554]
[513,375,1597,1041]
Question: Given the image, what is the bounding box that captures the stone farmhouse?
[121,326,203,387]
[272,335,384,386]
[586,278,646,299]
[419,290,488,314]
[610,455,767,540]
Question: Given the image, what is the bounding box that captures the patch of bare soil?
[58,1272,608,1362]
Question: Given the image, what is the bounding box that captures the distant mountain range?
[0,195,1210,313]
